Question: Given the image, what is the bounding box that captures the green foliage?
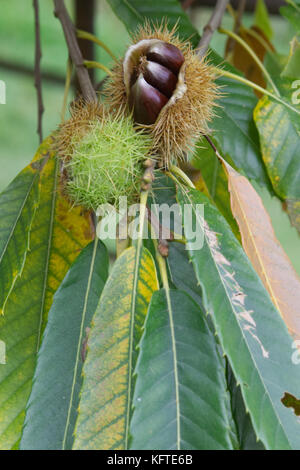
[20,240,109,450]
[255,0,273,40]
[0,0,299,453]
[177,186,300,450]
[210,57,269,185]
[280,1,300,34]
[281,37,300,78]
[254,79,300,232]
[227,368,265,450]
[0,138,93,449]
[73,247,158,450]
[254,83,300,200]
[106,0,200,47]
[130,289,236,450]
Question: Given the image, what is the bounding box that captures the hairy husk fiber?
[55,101,152,210]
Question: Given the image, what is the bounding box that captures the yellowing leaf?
[222,159,300,341]
[254,93,300,200]
[73,246,159,450]
[0,162,40,315]
[0,137,94,449]
[254,90,300,233]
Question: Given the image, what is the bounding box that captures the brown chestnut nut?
[128,41,185,125]
[146,41,185,75]
[129,75,168,125]
[142,61,178,98]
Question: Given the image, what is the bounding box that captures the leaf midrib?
[164,289,181,450]
[0,171,39,312]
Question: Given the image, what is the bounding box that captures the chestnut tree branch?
[33,0,44,143]
[53,0,96,102]
[197,0,230,58]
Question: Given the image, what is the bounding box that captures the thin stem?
[197,0,230,59]
[84,60,113,77]
[53,0,96,102]
[169,165,195,189]
[157,249,169,291]
[212,66,300,116]
[61,56,72,123]
[219,27,280,96]
[33,0,44,143]
[77,29,117,62]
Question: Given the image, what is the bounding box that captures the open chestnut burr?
[127,41,185,125]
[105,25,218,166]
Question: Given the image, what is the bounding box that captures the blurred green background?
[0,0,299,273]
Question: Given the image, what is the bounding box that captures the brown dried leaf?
[222,159,300,341]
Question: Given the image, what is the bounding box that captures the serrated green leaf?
[168,242,241,449]
[168,242,204,308]
[0,161,41,315]
[168,243,258,450]
[130,288,235,450]
[0,138,93,449]
[73,246,159,450]
[178,186,300,450]
[106,0,200,47]
[20,239,109,450]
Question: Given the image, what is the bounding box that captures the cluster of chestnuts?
[56,24,218,210]
[107,24,218,165]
